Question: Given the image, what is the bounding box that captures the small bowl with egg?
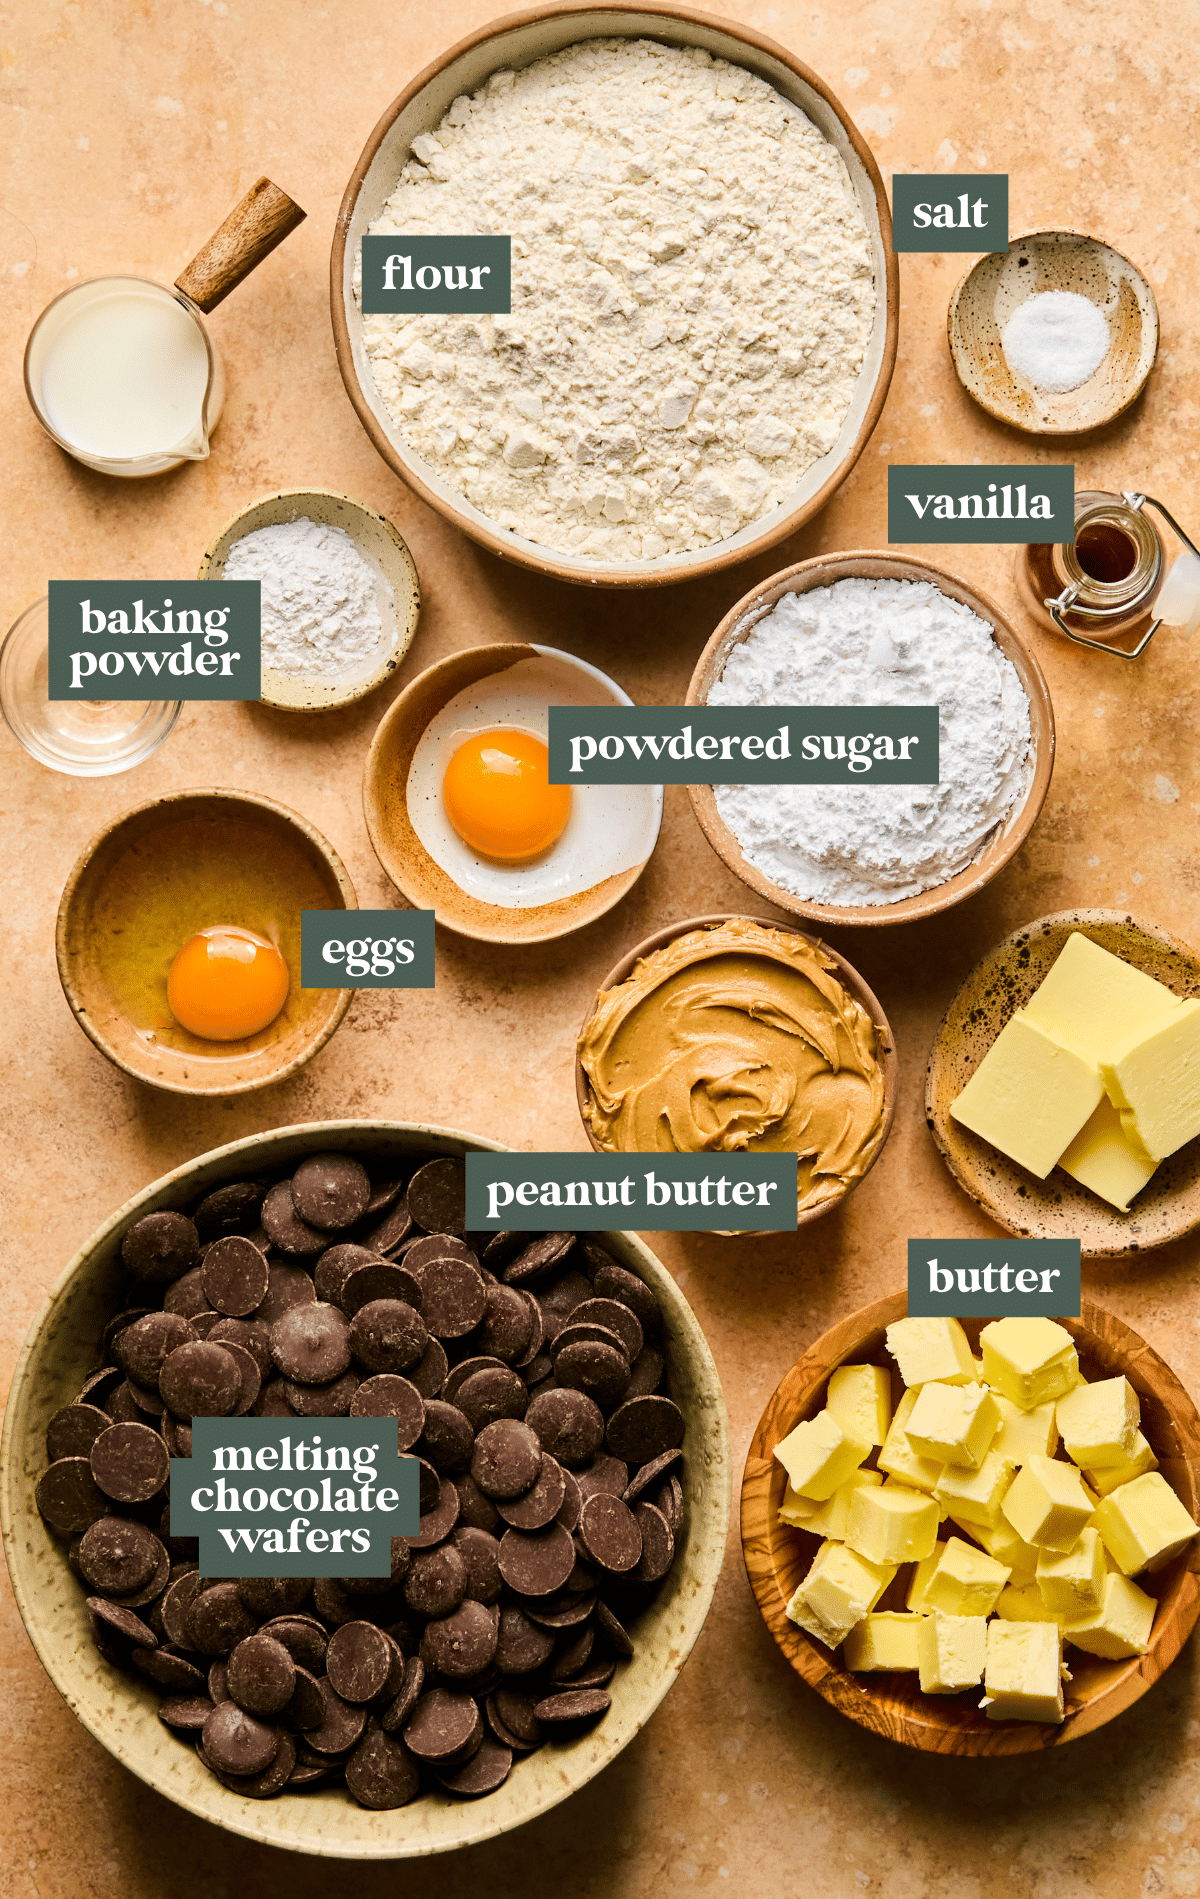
[56,789,357,1096]
[362,642,663,945]
[575,913,898,1226]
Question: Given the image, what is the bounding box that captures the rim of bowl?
[328,0,899,590]
[1,596,183,776]
[54,788,357,1095]
[574,910,899,1226]
[684,550,1056,927]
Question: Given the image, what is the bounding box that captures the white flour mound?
[223,518,389,680]
[359,37,876,563]
[708,578,1033,906]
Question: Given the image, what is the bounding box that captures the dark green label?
[360,235,512,314]
[887,465,1074,544]
[47,580,260,701]
[301,910,436,989]
[464,1152,797,1232]
[169,1418,420,1577]
[907,1239,1082,1318]
[892,174,1008,252]
[546,706,938,784]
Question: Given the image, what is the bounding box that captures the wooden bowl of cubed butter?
[741,1293,1200,1752]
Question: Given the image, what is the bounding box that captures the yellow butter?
[934,1450,1018,1529]
[785,1539,897,1649]
[916,1610,988,1694]
[1102,999,1200,1164]
[904,1380,1001,1470]
[949,1013,1103,1178]
[1036,1526,1107,1615]
[981,1619,1066,1724]
[884,1316,976,1388]
[779,1467,882,1537]
[773,1409,870,1501]
[980,1317,1078,1411]
[1057,1095,1159,1211]
[845,1482,940,1564]
[878,1388,948,1493]
[906,1540,947,1613]
[1084,1430,1159,1498]
[1001,1453,1098,1552]
[1022,931,1179,1064]
[843,1611,925,1672]
[994,1581,1067,1627]
[827,1363,892,1447]
[1056,1375,1140,1470]
[923,1535,1010,1616]
[1092,1472,1200,1576]
[991,1394,1059,1466]
[952,1514,1040,1586]
[1065,1571,1156,1658]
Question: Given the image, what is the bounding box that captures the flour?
[707,578,1033,906]
[358,38,876,563]
[1001,291,1110,395]
[222,518,390,680]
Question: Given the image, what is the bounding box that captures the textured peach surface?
[3,1,1199,1894]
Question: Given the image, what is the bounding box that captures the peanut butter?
[578,918,888,1215]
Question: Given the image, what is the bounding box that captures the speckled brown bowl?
[948,230,1158,436]
[575,912,898,1227]
[926,909,1200,1257]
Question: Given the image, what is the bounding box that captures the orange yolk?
[166,927,290,1041]
[442,729,571,862]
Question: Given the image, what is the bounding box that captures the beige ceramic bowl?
[948,230,1159,436]
[198,488,420,711]
[56,789,355,1095]
[742,1290,1200,1753]
[1,1119,731,1858]
[927,909,1200,1258]
[330,0,898,589]
[686,551,1055,928]
[363,640,663,944]
[575,912,898,1226]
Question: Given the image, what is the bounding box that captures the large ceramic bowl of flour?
[330,2,898,590]
[685,552,1055,928]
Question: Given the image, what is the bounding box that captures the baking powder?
[707,578,1033,906]
[222,518,390,680]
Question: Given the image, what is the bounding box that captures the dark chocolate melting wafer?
[379,1656,425,1733]
[534,1688,610,1725]
[347,1299,427,1375]
[605,1394,685,1463]
[437,1734,512,1796]
[455,1366,529,1433]
[115,1312,198,1387]
[555,1339,631,1410]
[46,1403,113,1463]
[403,1687,481,1764]
[405,1158,467,1237]
[269,1303,351,1385]
[346,1721,421,1808]
[341,1260,423,1317]
[201,1236,270,1317]
[291,1153,371,1232]
[202,1701,279,1775]
[121,1212,201,1284]
[524,1388,604,1467]
[496,1522,575,1598]
[420,1599,500,1680]
[160,1341,243,1419]
[350,1373,425,1450]
[471,1419,541,1501]
[193,1181,263,1241]
[77,1517,163,1595]
[90,1422,169,1503]
[405,1544,468,1620]
[495,1453,566,1531]
[227,1633,296,1716]
[418,1399,474,1472]
[502,1232,574,1287]
[326,1621,397,1703]
[283,1369,359,1417]
[256,1264,317,1325]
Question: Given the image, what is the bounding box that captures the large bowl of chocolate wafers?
[1,1121,730,1858]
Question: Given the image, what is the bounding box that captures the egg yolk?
[442,729,571,862]
[166,927,290,1041]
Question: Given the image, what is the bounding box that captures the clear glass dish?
[0,597,182,775]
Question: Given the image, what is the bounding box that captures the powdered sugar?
[707,577,1033,906]
[222,517,391,681]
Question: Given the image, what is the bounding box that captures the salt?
[1001,291,1110,395]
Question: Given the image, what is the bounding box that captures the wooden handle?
[175,176,305,313]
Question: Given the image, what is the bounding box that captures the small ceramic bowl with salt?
[198,488,420,711]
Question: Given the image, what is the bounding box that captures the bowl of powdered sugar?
[687,552,1055,927]
[199,489,420,711]
[331,6,898,587]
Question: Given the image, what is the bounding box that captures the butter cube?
[843,1611,924,1672]
[980,1317,1078,1411]
[785,1539,898,1649]
[774,1409,870,1501]
[878,1388,947,1493]
[949,1013,1103,1177]
[916,1611,988,1693]
[1102,999,1200,1163]
[846,1483,940,1565]
[981,1619,1066,1724]
[992,1394,1059,1466]
[885,1317,976,1388]
[827,1363,892,1447]
[904,1380,1001,1469]
[995,1582,1066,1627]
[1058,1095,1159,1211]
[1001,1454,1098,1552]
[1022,931,1179,1065]
[1065,1571,1156,1658]
[1092,1472,1200,1576]
[1036,1526,1107,1615]
[1084,1430,1159,1498]
[779,1467,882,1537]
[906,1540,946,1613]
[1057,1375,1140,1469]
[953,1515,1040,1586]
[934,1451,1018,1529]
[923,1536,1011,1616]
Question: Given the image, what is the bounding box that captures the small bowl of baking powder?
[198,488,421,711]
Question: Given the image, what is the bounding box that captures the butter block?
[949,1013,1103,1178]
[1084,1431,1159,1498]
[980,1317,1078,1411]
[1001,1454,1098,1552]
[916,1611,988,1694]
[1036,1526,1107,1615]
[827,1363,892,1448]
[878,1388,947,1493]
[779,1467,883,1537]
[934,1451,1018,1529]
[846,1483,940,1565]
[1022,931,1179,1064]
[885,1317,976,1388]
[1065,1571,1156,1658]
[981,1619,1066,1724]
[1092,1472,1200,1576]
[774,1409,870,1501]
[995,1582,1066,1627]
[923,1535,1011,1616]
[953,1514,1040,1586]
[906,1540,947,1613]
[843,1611,924,1672]
[1102,999,1200,1163]
[904,1380,1001,1469]
[992,1394,1059,1466]
[1058,1095,1159,1211]
[785,1539,898,1649]
[1056,1375,1140,1469]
